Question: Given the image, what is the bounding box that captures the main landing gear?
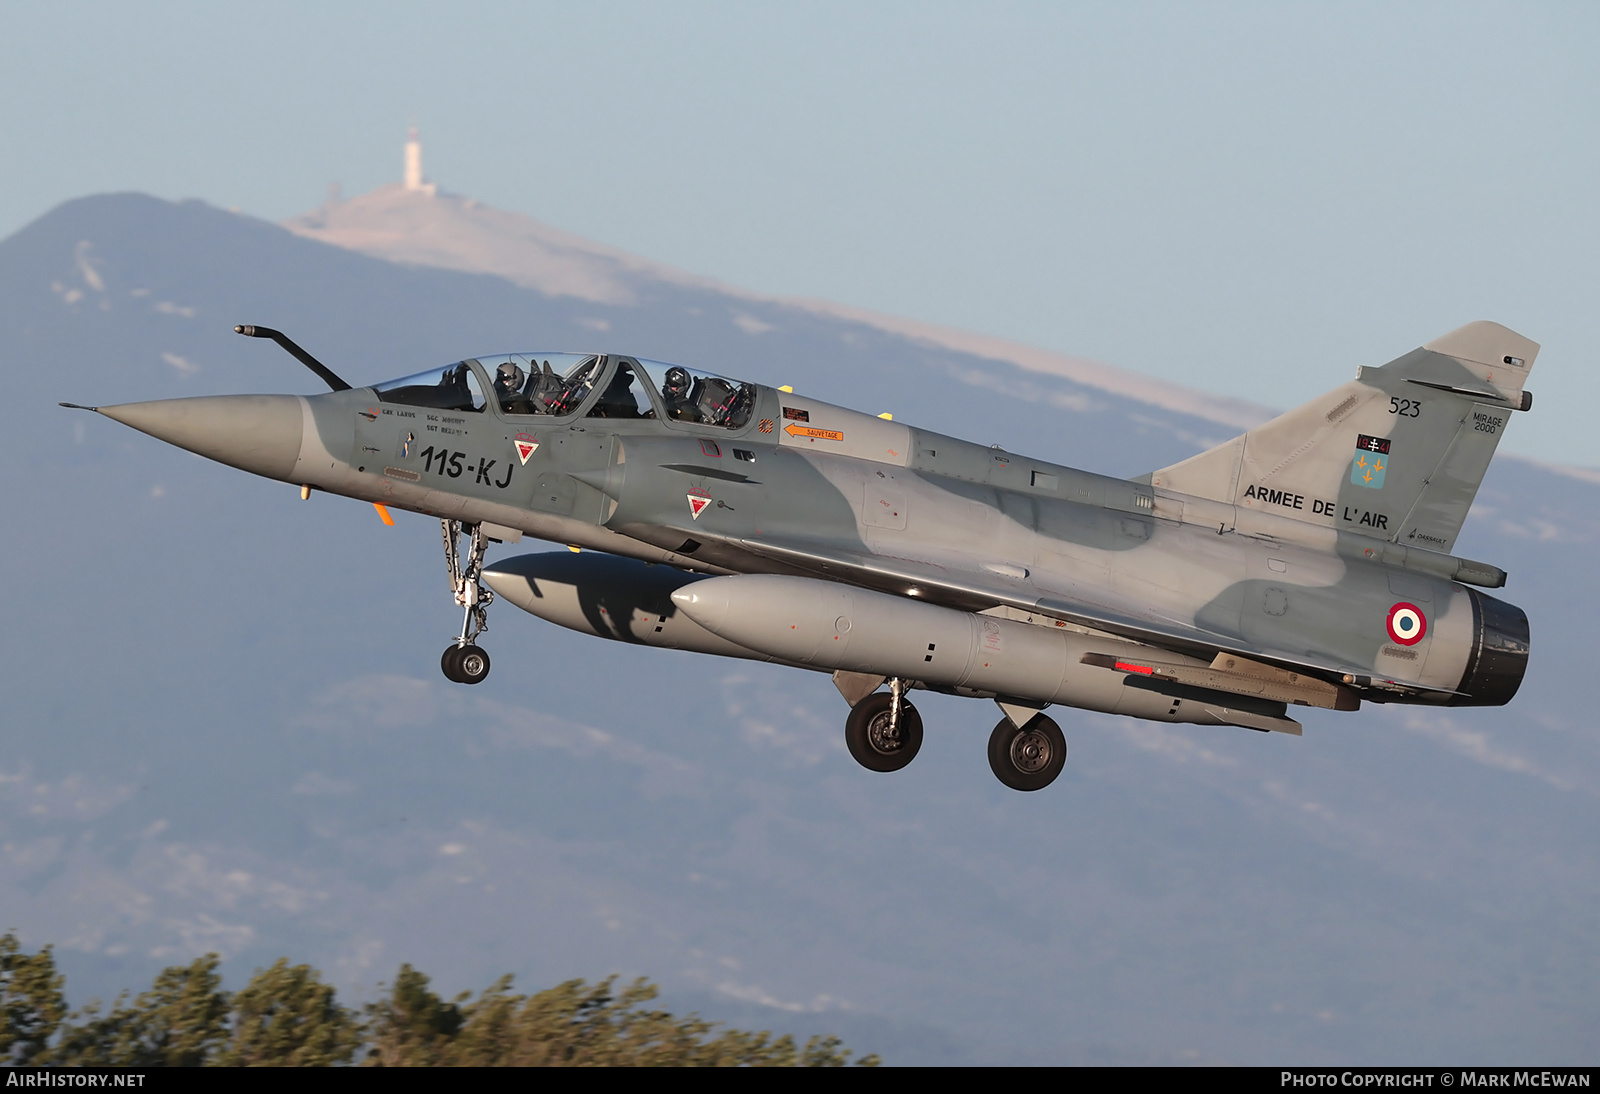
[843,679,923,772]
[834,673,1067,791]
[440,519,493,685]
[987,711,1066,792]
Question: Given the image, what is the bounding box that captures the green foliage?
[217,959,361,1067]
[47,955,229,1066]
[0,932,878,1067]
[365,973,878,1066]
[360,963,464,1066]
[0,932,66,1064]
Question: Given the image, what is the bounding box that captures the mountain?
[0,190,1594,1064]
[283,184,1270,431]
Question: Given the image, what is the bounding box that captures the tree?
[0,933,65,1065]
[7,942,880,1066]
[217,959,360,1067]
[360,963,464,1066]
[47,954,229,1066]
[368,972,879,1067]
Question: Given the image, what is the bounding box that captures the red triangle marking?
[687,494,712,520]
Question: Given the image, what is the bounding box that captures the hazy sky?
[5,1,1597,465]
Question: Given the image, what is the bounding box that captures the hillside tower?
[403,127,437,195]
[404,126,423,191]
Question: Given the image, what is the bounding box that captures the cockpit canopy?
[374,354,601,416]
[635,359,756,429]
[372,361,489,413]
[372,353,758,429]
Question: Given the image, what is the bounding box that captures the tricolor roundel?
[1386,602,1427,646]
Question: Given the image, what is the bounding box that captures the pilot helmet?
[663,366,691,397]
[497,360,527,393]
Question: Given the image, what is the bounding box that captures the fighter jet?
[64,320,1534,791]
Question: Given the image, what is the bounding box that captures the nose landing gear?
[442,642,491,685]
[440,519,494,685]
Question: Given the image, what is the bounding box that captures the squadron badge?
[1351,434,1391,489]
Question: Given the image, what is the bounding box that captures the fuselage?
[95,350,1530,718]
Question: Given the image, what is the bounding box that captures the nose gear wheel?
[988,714,1066,791]
[439,519,495,684]
[442,643,491,685]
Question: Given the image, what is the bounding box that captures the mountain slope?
[0,193,1594,1064]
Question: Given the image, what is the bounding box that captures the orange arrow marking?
[784,423,844,441]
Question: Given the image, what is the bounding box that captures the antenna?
[234,325,352,392]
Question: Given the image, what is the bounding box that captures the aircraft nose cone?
[98,395,303,481]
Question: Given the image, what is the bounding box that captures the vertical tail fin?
[1148,321,1537,554]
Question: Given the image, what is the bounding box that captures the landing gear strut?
[439,519,493,685]
[844,679,923,772]
[988,712,1066,791]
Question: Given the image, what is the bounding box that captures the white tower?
[404,126,423,191]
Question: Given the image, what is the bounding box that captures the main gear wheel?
[987,714,1066,791]
[844,690,923,772]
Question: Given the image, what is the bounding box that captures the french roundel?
[1386,602,1427,646]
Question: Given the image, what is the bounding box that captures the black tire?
[455,644,491,685]
[441,645,464,683]
[988,714,1066,791]
[844,692,923,772]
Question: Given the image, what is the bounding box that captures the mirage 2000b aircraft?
[66,321,1534,791]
